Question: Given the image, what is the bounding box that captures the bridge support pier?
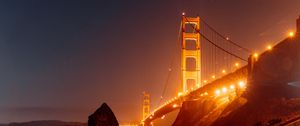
[248,54,258,82]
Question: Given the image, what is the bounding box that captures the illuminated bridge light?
[215,89,221,95]
[222,69,226,74]
[253,53,259,58]
[178,92,183,96]
[230,84,235,89]
[222,87,227,93]
[267,45,272,50]
[212,75,216,79]
[173,104,178,108]
[161,115,165,119]
[238,81,246,88]
[235,63,239,67]
[289,31,295,37]
[204,92,208,95]
[185,89,189,94]
[203,80,208,83]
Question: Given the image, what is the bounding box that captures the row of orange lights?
[202,62,240,86]
[214,81,246,96]
[145,80,247,123]
[144,31,295,123]
[253,31,295,59]
[175,62,244,99]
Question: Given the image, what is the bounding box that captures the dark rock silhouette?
[88,103,118,126]
[173,99,216,126]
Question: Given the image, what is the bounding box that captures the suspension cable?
[184,16,248,62]
[200,19,252,53]
[156,20,183,107]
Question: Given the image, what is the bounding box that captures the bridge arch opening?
[184,23,198,33]
[185,40,197,50]
[186,57,196,71]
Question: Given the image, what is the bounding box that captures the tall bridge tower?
[142,92,150,120]
[181,14,201,92]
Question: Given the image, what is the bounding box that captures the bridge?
[141,13,300,126]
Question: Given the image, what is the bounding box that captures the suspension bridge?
[140,13,300,126]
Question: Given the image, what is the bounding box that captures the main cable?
[184,16,248,62]
[200,19,252,53]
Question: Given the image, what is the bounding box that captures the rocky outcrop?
[88,103,118,126]
[173,99,216,126]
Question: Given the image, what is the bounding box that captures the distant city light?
[226,37,230,40]
[212,75,216,79]
[203,80,208,83]
[182,12,186,16]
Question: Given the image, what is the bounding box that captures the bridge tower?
[180,14,201,93]
[142,92,150,120]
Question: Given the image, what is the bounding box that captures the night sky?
[1,0,300,123]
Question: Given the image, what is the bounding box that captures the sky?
[1,0,300,124]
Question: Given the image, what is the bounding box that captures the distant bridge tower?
[142,92,150,120]
[180,13,201,93]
